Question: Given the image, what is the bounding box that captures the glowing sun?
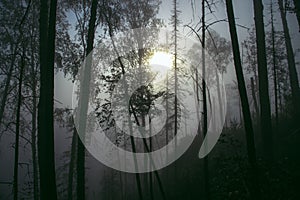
[149,51,173,72]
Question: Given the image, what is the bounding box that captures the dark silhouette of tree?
[253,0,273,160]
[225,0,261,198]
[278,0,300,119]
[76,0,98,199]
[270,0,279,127]
[37,0,58,199]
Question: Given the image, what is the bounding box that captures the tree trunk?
[293,0,300,32]
[278,0,300,118]
[270,1,279,127]
[253,0,273,160]
[30,45,39,200]
[37,0,58,199]
[173,0,179,180]
[225,0,261,198]
[201,0,210,199]
[76,0,98,199]
[13,48,25,200]
[250,77,259,123]
[68,128,77,200]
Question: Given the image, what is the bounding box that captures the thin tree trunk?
[225,0,261,198]
[270,1,279,127]
[215,68,223,122]
[30,46,39,200]
[149,115,154,200]
[13,48,25,200]
[201,0,209,199]
[253,0,273,160]
[173,0,179,180]
[278,0,300,118]
[250,77,259,123]
[37,0,58,199]
[76,0,98,199]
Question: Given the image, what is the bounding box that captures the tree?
[225,0,261,198]
[76,0,98,199]
[253,0,273,160]
[37,0,58,199]
[278,0,300,119]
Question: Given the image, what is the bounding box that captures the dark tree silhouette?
[225,1,261,198]
[37,0,58,199]
[76,0,98,199]
[253,0,273,160]
[278,0,300,118]
[201,0,210,198]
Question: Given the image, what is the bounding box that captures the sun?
[149,51,173,72]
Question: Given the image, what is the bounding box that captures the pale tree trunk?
[250,77,259,123]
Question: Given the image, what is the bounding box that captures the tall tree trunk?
[68,128,77,200]
[76,0,98,199]
[13,48,25,200]
[278,0,300,118]
[270,1,279,127]
[293,0,300,32]
[253,0,273,160]
[225,0,261,198]
[30,45,39,200]
[173,0,179,180]
[201,0,209,199]
[37,0,58,199]
[215,68,224,123]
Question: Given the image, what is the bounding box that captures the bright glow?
[149,51,173,70]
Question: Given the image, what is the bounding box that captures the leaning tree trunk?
[76,0,98,199]
[253,0,273,161]
[278,0,300,118]
[225,0,261,198]
[37,0,58,199]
